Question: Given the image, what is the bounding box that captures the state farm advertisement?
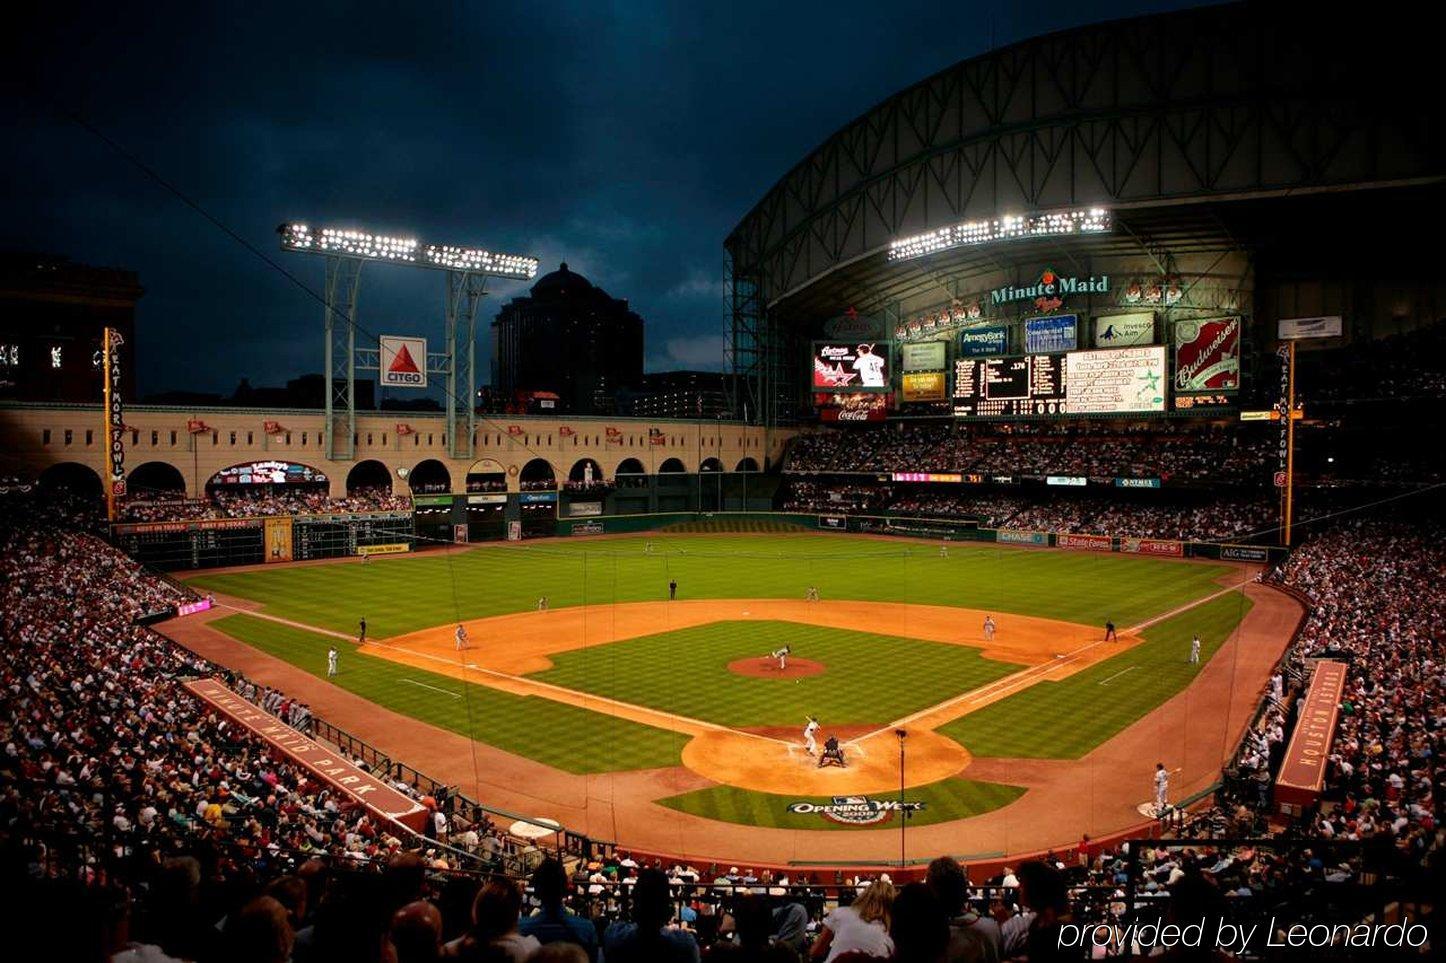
[1173,317,1240,391]
[1057,533,1111,551]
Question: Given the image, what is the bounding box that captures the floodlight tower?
[278,223,539,462]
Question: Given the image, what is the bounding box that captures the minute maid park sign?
[992,269,1109,313]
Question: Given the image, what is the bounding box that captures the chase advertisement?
[811,342,891,392]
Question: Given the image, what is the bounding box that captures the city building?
[0,253,142,403]
[490,262,643,415]
[632,369,735,419]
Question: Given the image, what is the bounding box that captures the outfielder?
[455,624,469,651]
[770,644,792,670]
[804,586,819,602]
[803,716,820,756]
[939,543,949,558]
[1188,635,1201,664]
[327,647,339,678]
[982,615,996,642]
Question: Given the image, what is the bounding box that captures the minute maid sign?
[787,795,926,825]
[992,269,1108,313]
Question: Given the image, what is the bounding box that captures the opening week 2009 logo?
[787,796,925,825]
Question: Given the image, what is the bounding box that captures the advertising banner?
[1094,313,1154,347]
[818,392,889,422]
[571,520,605,535]
[811,342,890,392]
[823,311,886,341]
[901,341,947,371]
[104,328,126,503]
[1115,477,1162,488]
[1120,537,1183,557]
[452,524,469,544]
[187,679,428,830]
[900,371,947,402]
[520,491,558,504]
[958,325,1008,357]
[997,529,1048,546]
[1024,314,1079,354]
[379,335,428,388]
[1278,315,1342,340]
[568,501,603,517]
[1065,345,1167,414]
[891,472,963,483]
[1220,544,1270,562]
[358,542,411,556]
[818,514,848,530]
[1173,317,1241,391]
[1057,533,1111,551]
[506,520,522,541]
[467,494,508,505]
[1046,475,1087,487]
[264,517,293,563]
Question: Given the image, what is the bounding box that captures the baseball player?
[1153,763,1175,816]
[358,617,366,644]
[803,716,820,756]
[939,543,949,558]
[805,586,819,602]
[982,615,996,642]
[668,579,677,601]
[537,596,548,611]
[770,644,792,670]
[455,624,469,651]
[1104,620,1117,642]
[1188,635,1201,664]
[852,343,886,387]
[327,647,339,678]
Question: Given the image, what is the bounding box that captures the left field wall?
[0,403,789,498]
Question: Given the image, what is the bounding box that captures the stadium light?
[887,207,1111,262]
[278,223,539,279]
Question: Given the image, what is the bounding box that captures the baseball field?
[169,531,1288,861]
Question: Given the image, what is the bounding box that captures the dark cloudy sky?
[3,0,1196,397]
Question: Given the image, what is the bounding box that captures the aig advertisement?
[812,342,891,392]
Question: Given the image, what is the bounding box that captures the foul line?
[211,602,356,641]
[400,678,462,698]
[1097,666,1139,687]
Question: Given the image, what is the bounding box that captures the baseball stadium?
[2,2,1442,960]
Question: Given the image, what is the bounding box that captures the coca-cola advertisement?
[817,392,889,422]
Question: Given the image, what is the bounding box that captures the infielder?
[537,596,548,611]
[803,716,820,756]
[455,624,469,651]
[1154,763,1175,816]
[770,644,792,670]
[982,615,996,642]
[805,586,819,602]
[1188,635,1201,664]
[358,617,367,644]
[327,647,339,678]
[1104,620,1117,642]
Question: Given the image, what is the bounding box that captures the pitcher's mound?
[728,657,825,679]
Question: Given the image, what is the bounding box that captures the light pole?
[896,728,908,868]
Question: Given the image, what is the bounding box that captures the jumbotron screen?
[951,345,1167,417]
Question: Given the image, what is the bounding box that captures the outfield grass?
[938,591,1253,759]
[531,620,1017,727]
[211,614,687,774]
[187,534,1233,640]
[657,777,1026,831]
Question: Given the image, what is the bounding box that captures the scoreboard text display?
[951,345,1166,417]
[952,354,1066,417]
[1066,345,1167,414]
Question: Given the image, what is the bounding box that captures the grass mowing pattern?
[210,614,686,774]
[939,592,1253,759]
[657,777,1026,831]
[187,534,1232,640]
[531,620,1017,727]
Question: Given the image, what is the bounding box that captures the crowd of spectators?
[785,423,1274,485]
[1259,519,1444,865]
[778,481,1277,542]
[119,485,413,522]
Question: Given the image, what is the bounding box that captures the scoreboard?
[113,512,414,569]
[952,355,1066,417]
